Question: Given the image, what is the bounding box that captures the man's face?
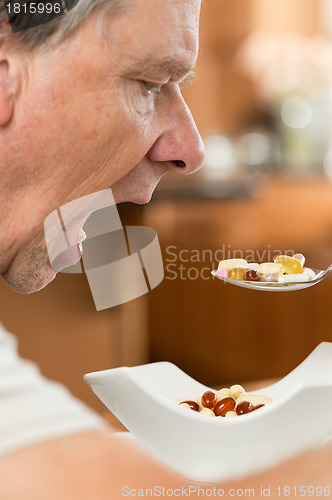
[0,0,204,293]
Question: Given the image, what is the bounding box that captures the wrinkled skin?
[0,0,204,293]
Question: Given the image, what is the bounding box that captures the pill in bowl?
[177,384,272,418]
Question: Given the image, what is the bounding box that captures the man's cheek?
[131,105,160,153]
[123,83,156,120]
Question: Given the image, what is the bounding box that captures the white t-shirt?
[0,322,106,458]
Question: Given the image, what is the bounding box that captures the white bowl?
[84,342,332,482]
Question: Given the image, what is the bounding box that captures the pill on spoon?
[293,253,305,267]
[278,272,311,284]
[216,270,228,278]
[303,267,316,280]
[243,269,260,281]
[274,255,303,274]
[257,262,283,277]
[260,273,278,282]
[245,263,260,270]
[228,268,246,280]
[218,259,248,271]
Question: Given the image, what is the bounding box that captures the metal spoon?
[211,264,332,292]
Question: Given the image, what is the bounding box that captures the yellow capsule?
[274,255,303,274]
[228,268,246,280]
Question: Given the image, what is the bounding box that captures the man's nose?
[147,91,205,175]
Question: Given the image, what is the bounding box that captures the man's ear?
[0,58,20,126]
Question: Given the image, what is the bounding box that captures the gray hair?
[0,0,126,50]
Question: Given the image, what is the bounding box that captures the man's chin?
[2,264,57,294]
[128,191,154,205]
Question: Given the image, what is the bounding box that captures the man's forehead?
[102,0,200,80]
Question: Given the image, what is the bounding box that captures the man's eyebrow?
[124,58,195,79]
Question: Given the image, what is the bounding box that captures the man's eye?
[141,81,162,96]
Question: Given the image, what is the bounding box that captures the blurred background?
[2,0,332,415]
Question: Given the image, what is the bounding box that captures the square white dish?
[84,342,332,482]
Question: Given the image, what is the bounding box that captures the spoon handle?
[324,263,332,276]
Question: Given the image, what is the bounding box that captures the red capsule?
[214,397,236,417]
[252,404,265,412]
[236,401,254,415]
[201,391,217,409]
[243,270,260,282]
[180,400,200,412]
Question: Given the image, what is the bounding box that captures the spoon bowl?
[211,265,332,291]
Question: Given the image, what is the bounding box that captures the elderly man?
[0,1,332,499]
[0,0,204,293]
